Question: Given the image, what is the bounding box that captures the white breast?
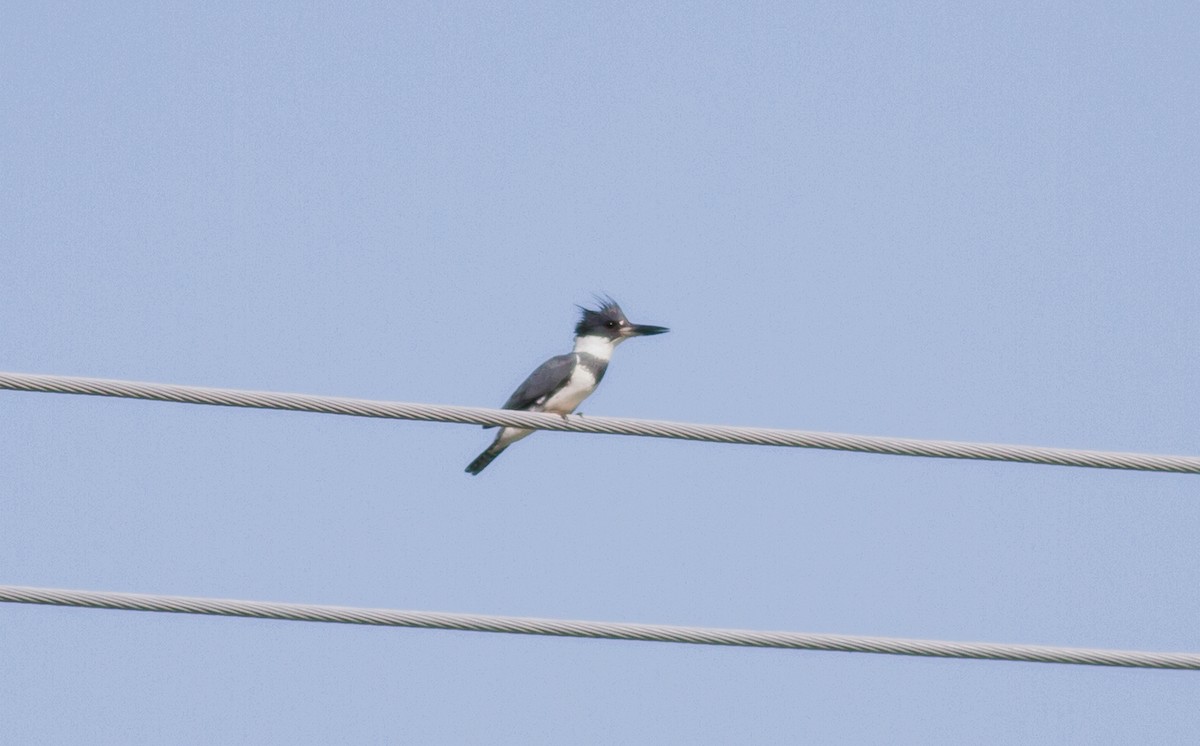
[538,357,597,415]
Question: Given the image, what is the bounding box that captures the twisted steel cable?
[2,584,1197,669]
[4,371,1199,473]
[3,371,1199,472]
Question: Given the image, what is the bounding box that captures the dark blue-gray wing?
[502,353,576,411]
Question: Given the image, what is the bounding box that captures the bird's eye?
[605,320,617,328]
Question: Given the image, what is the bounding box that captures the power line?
[2,584,1196,669]
[2,371,1198,473]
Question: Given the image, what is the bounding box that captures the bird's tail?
[465,444,507,475]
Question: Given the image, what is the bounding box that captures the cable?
[2,370,1198,473]
[2,584,1196,669]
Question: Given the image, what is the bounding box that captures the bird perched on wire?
[465,297,668,475]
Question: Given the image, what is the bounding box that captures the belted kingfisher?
[465,297,668,475]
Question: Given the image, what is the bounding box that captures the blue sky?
[3,2,1199,743]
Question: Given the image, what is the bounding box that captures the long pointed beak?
[628,323,669,337]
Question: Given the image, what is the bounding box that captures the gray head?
[574,296,669,341]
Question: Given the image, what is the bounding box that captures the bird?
[465,297,668,475]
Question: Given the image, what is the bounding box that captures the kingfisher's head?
[574,296,669,342]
